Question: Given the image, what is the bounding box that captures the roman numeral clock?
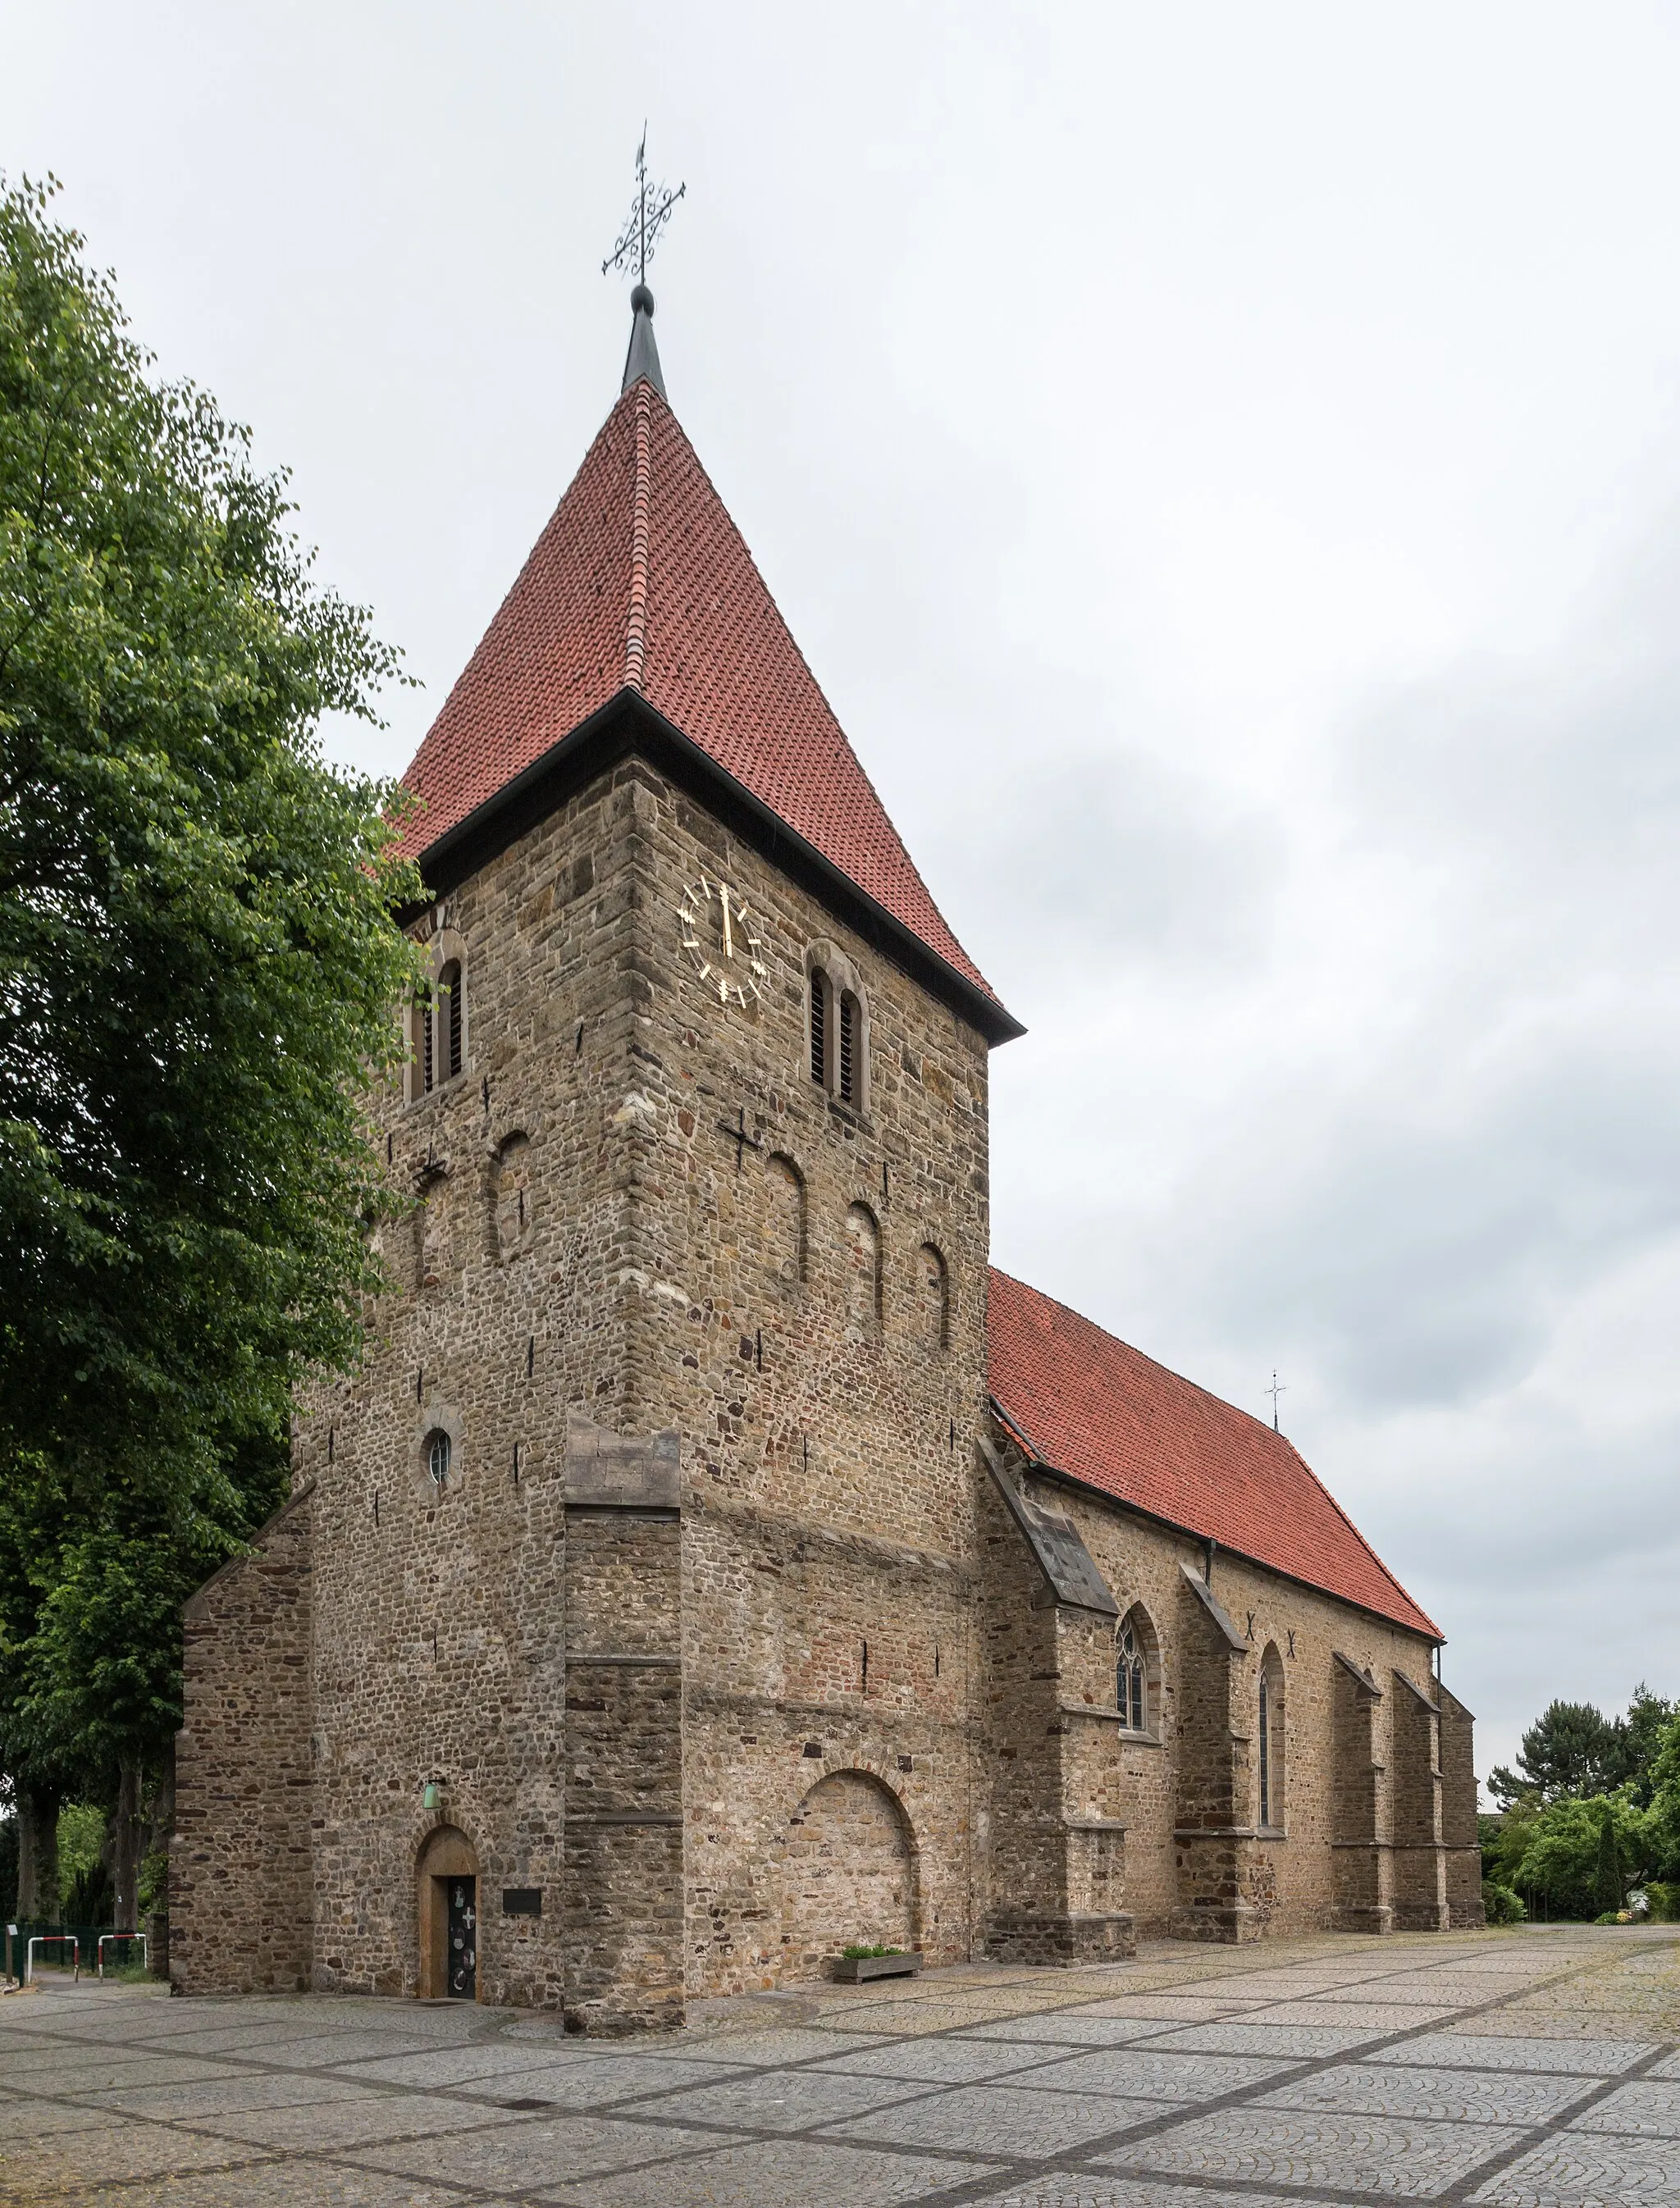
[678,874,774,1006]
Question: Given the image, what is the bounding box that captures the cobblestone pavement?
[2,1927,1678,2206]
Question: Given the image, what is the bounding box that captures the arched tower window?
[809,968,830,1088]
[407,928,468,1105]
[1258,1643,1286,1829]
[838,990,861,1106]
[436,960,463,1083]
[805,947,869,1113]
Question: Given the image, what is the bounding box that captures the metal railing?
[96,1932,148,1978]
[25,1933,79,1984]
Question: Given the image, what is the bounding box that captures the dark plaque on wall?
[502,1887,543,1918]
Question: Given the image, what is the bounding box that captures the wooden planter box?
[829,1951,921,1983]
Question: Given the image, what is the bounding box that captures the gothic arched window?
[1117,1613,1148,1732]
[1258,1643,1286,1829]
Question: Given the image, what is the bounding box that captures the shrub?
[1512,1794,1650,1920]
[838,1944,904,1959]
[1482,1881,1527,1925]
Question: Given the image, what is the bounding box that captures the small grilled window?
[422,1001,435,1094]
[809,969,828,1087]
[838,991,858,1105]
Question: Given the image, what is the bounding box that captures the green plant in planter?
[838,1944,904,1959]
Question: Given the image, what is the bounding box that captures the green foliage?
[1481,1880,1527,1925]
[1480,1806,1540,1892]
[1619,1686,1675,1808]
[1641,1881,1680,1923]
[1509,1794,1650,1921]
[1490,1688,1676,1811]
[56,1800,103,1883]
[1489,1702,1625,1808]
[1595,1804,1624,1917]
[136,1846,167,1918]
[839,1944,905,1959]
[0,176,427,1800]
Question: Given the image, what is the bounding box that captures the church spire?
[602,130,684,401]
[622,283,664,398]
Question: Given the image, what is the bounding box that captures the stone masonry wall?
[1033,1477,1463,1942]
[176,731,1477,2012]
[619,766,993,1994]
[172,1489,314,1993]
[286,769,646,2010]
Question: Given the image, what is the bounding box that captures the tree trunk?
[144,1740,176,1867]
[112,1761,143,1933]
[16,1784,62,1921]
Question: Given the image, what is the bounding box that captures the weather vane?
[602,127,686,286]
[1265,1371,1288,1432]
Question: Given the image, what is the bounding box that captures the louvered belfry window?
[422,1000,435,1093]
[838,991,858,1106]
[438,961,463,1081]
[810,969,828,1087]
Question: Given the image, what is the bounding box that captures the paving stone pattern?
[2,1925,1678,2206]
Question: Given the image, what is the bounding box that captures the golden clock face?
[678,874,771,1007]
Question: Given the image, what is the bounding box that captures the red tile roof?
[393,378,996,1004]
[987,1267,1440,1639]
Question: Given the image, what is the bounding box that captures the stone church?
[171,290,1481,2028]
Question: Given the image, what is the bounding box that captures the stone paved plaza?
[3,1927,1679,2206]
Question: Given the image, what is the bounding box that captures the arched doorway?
[417,1825,479,2000]
[777,1770,917,1982]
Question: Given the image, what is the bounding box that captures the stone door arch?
[417,1824,480,2000]
[777,1769,918,1981]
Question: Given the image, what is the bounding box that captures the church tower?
[172,271,1478,2019]
[171,286,1021,2026]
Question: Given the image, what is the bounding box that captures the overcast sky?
[8,2,1680,1785]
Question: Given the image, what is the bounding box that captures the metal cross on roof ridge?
[1265,1370,1288,1432]
[602,125,687,284]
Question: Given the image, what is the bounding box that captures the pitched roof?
[987,1267,1440,1639]
[393,376,998,1009]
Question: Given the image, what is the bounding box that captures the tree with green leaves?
[1618,1686,1675,1808]
[1595,1804,1624,1917]
[1488,1700,1625,1809]
[0,175,424,1921]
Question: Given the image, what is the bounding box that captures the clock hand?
[720,883,733,962]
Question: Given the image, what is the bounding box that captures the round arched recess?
[774,1768,918,1982]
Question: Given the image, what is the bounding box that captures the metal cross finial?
[1265,1371,1288,1432]
[602,125,686,285]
